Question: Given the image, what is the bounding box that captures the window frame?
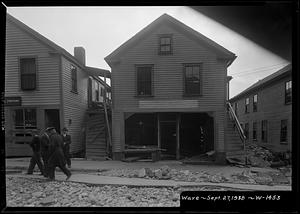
[19,56,38,91]
[13,108,37,130]
[253,94,258,112]
[183,63,203,96]
[245,97,250,113]
[261,120,268,142]
[285,80,292,105]
[252,121,257,141]
[158,34,173,55]
[135,64,154,97]
[71,64,78,94]
[280,119,288,144]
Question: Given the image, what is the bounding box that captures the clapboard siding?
[109,22,229,154]
[231,75,292,152]
[112,24,226,111]
[5,19,60,105]
[61,56,89,154]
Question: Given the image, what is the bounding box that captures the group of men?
[27,127,72,181]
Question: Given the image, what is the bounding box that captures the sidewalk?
[7,172,291,191]
[5,158,291,191]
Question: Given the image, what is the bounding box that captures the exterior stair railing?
[226,101,247,164]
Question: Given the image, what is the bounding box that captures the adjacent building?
[4,14,111,157]
[230,64,292,152]
[105,14,242,162]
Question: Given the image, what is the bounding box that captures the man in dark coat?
[61,127,72,168]
[40,127,52,178]
[47,128,72,181]
[27,130,44,175]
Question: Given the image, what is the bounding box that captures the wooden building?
[105,14,243,163]
[4,14,111,157]
[230,64,292,152]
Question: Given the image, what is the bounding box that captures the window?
[280,119,288,143]
[245,97,250,113]
[244,123,249,139]
[14,108,37,129]
[261,120,268,142]
[71,65,77,93]
[253,94,258,112]
[158,35,172,55]
[184,64,202,95]
[136,65,153,96]
[253,122,257,141]
[285,80,292,104]
[20,58,37,90]
[234,102,238,116]
[95,82,100,102]
[100,87,104,97]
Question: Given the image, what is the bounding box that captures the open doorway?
[180,113,214,158]
[45,109,60,134]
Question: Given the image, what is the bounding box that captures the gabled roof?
[230,63,292,101]
[105,13,236,67]
[6,13,111,78]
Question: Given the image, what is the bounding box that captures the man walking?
[40,127,52,178]
[62,127,72,168]
[27,129,44,175]
[47,128,72,181]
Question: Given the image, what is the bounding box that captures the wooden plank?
[176,113,180,160]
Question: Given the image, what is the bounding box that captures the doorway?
[159,113,177,159]
[45,109,60,134]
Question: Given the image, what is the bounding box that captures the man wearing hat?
[62,127,72,168]
[47,128,72,180]
[40,127,54,177]
[27,129,44,175]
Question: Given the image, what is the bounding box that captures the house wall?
[61,56,89,154]
[231,74,292,152]
[110,23,228,156]
[5,19,61,156]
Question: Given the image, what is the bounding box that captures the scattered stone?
[138,168,147,178]
[40,196,55,205]
[154,169,163,179]
[32,191,43,198]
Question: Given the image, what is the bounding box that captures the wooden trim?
[58,55,65,133]
[176,113,180,160]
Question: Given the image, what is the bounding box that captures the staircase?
[225,102,247,160]
[85,103,111,160]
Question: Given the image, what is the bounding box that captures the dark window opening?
[245,97,250,113]
[71,65,77,93]
[20,58,36,90]
[280,119,288,143]
[261,120,268,142]
[285,80,292,104]
[234,102,238,116]
[253,94,258,112]
[136,66,152,96]
[184,64,202,95]
[159,35,172,55]
[244,123,249,139]
[253,122,257,141]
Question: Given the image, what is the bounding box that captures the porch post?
[157,113,161,149]
[176,113,181,160]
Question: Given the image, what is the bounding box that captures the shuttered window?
[136,65,153,96]
[20,58,36,90]
[280,119,288,143]
[184,64,202,95]
[71,65,77,93]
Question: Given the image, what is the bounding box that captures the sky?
[6,6,290,98]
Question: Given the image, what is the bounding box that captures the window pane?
[21,74,36,90]
[254,94,257,102]
[25,109,36,128]
[20,58,36,74]
[137,66,152,95]
[185,67,193,78]
[165,46,171,52]
[14,109,24,128]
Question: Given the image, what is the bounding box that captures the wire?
[230,62,288,76]
[231,63,289,77]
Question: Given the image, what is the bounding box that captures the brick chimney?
[74,47,86,65]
